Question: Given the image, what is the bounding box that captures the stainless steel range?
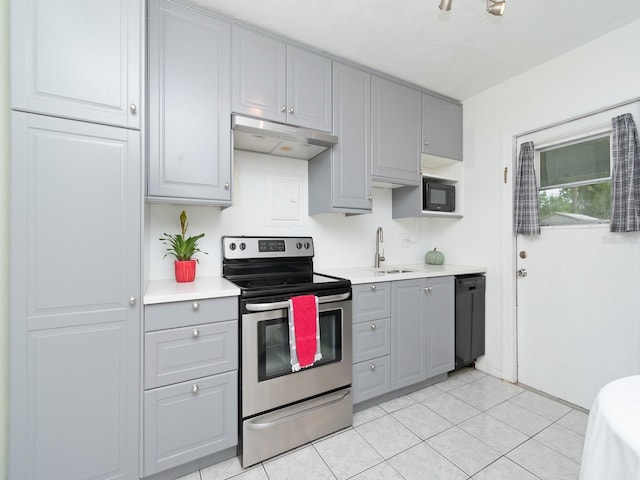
[222,236,353,468]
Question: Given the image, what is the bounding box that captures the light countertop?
[321,263,486,284]
[143,276,240,305]
[143,263,486,304]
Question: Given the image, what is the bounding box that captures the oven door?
[241,293,352,418]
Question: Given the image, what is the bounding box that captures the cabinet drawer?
[145,321,238,389]
[352,355,391,404]
[143,371,238,476]
[352,282,391,323]
[145,296,237,332]
[353,318,390,364]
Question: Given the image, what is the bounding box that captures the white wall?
[437,19,640,379]
[1,0,9,477]
[148,151,435,279]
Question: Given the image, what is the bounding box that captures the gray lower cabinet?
[147,0,232,205]
[391,276,455,391]
[10,0,143,129]
[351,283,391,403]
[232,26,332,132]
[309,62,372,214]
[143,297,238,476]
[421,94,463,161]
[9,112,141,480]
[371,76,422,186]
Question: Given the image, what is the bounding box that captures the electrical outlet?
[401,234,410,248]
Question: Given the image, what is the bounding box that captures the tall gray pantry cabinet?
[9,1,144,479]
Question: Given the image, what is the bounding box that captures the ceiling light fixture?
[439,0,453,11]
[486,0,506,16]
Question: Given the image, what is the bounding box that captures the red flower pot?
[174,260,196,283]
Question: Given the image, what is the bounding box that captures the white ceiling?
[189,0,640,101]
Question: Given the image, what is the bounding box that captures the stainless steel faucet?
[375,227,385,268]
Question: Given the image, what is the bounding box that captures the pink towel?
[288,295,322,371]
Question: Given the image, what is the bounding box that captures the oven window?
[258,309,343,381]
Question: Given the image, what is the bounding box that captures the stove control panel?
[223,236,314,259]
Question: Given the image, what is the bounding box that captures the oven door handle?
[244,389,351,430]
[245,292,351,312]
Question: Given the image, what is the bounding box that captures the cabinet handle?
[280,105,287,112]
[370,284,376,291]
[224,182,230,190]
[369,364,376,371]
[289,106,294,114]
[130,104,137,114]
[370,323,376,330]
[129,296,136,305]
[191,384,199,393]
[368,195,373,201]
[192,328,200,337]
[192,302,199,310]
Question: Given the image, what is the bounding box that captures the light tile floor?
[179,368,589,480]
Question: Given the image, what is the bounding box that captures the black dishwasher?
[454,275,485,370]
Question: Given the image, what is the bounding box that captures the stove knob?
[239,242,246,250]
[229,242,236,251]
[296,242,302,249]
[304,242,310,249]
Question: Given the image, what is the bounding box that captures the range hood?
[232,114,338,160]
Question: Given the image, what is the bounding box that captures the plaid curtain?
[610,113,640,232]
[514,141,540,235]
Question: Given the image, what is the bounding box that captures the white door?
[516,104,640,409]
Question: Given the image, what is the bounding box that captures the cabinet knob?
[192,328,200,337]
[368,195,373,201]
[370,284,376,291]
[370,323,376,330]
[191,384,199,393]
[281,105,287,112]
[192,302,199,310]
[289,106,294,114]
[424,286,433,293]
[130,104,137,114]
[424,140,429,146]
[129,296,136,305]
[224,182,230,190]
[369,364,376,371]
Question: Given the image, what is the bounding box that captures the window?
[538,135,611,226]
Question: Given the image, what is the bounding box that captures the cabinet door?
[10,0,142,128]
[144,372,238,475]
[331,63,372,210]
[422,94,463,161]
[391,279,427,389]
[371,76,421,186]
[287,46,332,132]
[232,26,287,123]
[426,276,455,377]
[10,112,141,480]
[148,0,232,204]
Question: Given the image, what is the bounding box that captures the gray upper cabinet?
[232,27,332,132]
[148,0,232,205]
[309,63,372,214]
[10,0,142,129]
[371,76,422,186]
[422,94,463,161]
[10,112,141,480]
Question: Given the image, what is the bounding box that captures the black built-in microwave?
[423,181,455,212]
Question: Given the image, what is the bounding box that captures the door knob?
[517,268,528,278]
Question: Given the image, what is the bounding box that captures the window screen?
[538,135,611,225]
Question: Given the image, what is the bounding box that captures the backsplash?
[147,149,431,280]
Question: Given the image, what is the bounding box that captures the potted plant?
[160,210,207,282]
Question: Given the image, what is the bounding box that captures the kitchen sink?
[377,269,414,274]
